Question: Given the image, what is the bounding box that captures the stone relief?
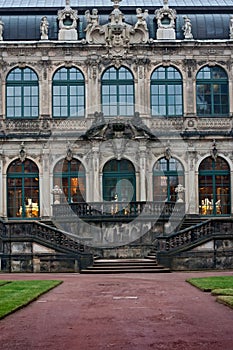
[84,0,149,54]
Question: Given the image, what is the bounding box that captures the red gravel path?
[0,271,233,350]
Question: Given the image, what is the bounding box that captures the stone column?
[86,61,101,115]
[39,59,51,118]
[135,63,148,116]
[186,146,198,214]
[40,148,51,218]
[91,142,100,202]
[139,142,147,201]
[183,59,196,116]
[0,154,4,218]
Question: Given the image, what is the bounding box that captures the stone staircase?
[80,254,170,274]
[178,215,206,231]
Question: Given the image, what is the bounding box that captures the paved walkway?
[0,271,233,350]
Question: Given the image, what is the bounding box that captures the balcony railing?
[52,201,185,220]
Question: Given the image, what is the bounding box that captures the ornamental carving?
[155,0,176,40]
[84,0,149,55]
[57,0,78,41]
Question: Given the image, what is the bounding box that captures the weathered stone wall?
[158,239,233,270]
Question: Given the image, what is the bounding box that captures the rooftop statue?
[182,16,193,39]
[230,15,233,39]
[0,19,4,41]
[40,16,49,40]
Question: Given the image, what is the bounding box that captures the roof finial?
[111,0,122,9]
[163,0,169,8]
[65,0,70,8]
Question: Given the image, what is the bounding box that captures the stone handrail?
[157,218,233,252]
[52,201,185,219]
[0,220,90,255]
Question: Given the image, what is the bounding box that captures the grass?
[0,280,62,319]
[187,276,233,309]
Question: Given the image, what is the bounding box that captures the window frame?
[153,157,184,202]
[6,67,39,119]
[52,67,85,118]
[196,65,229,117]
[53,158,86,203]
[101,66,135,117]
[150,66,183,117]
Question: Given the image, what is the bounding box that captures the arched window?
[7,159,39,218]
[199,157,230,215]
[6,67,39,118]
[151,66,183,117]
[153,157,184,202]
[52,67,85,118]
[103,159,136,202]
[53,159,86,203]
[101,66,134,117]
[196,66,229,116]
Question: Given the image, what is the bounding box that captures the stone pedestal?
[157,28,176,40]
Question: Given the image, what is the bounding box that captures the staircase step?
[90,265,164,270]
[81,258,170,274]
[81,268,170,274]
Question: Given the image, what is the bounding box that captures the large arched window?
[153,157,184,202]
[52,67,85,118]
[199,157,230,215]
[103,159,136,202]
[7,159,39,218]
[196,66,229,116]
[151,66,183,117]
[6,67,39,118]
[101,66,134,117]
[53,158,86,203]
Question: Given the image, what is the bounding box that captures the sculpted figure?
[85,8,99,32]
[40,16,49,40]
[230,15,233,39]
[135,8,148,31]
[0,19,4,41]
[182,16,193,39]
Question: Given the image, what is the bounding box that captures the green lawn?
[187,276,233,309]
[0,280,62,319]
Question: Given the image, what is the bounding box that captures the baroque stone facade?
[0,0,233,270]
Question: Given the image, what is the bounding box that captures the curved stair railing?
[157,218,233,253]
[0,220,93,267]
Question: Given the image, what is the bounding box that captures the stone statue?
[230,15,233,39]
[0,19,4,41]
[134,8,148,31]
[85,8,99,30]
[182,16,193,39]
[40,16,49,40]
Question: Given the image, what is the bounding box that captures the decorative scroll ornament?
[58,0,78,40]
[19,142,26,162]
[84,0,149,54]
[155,0,176,40]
